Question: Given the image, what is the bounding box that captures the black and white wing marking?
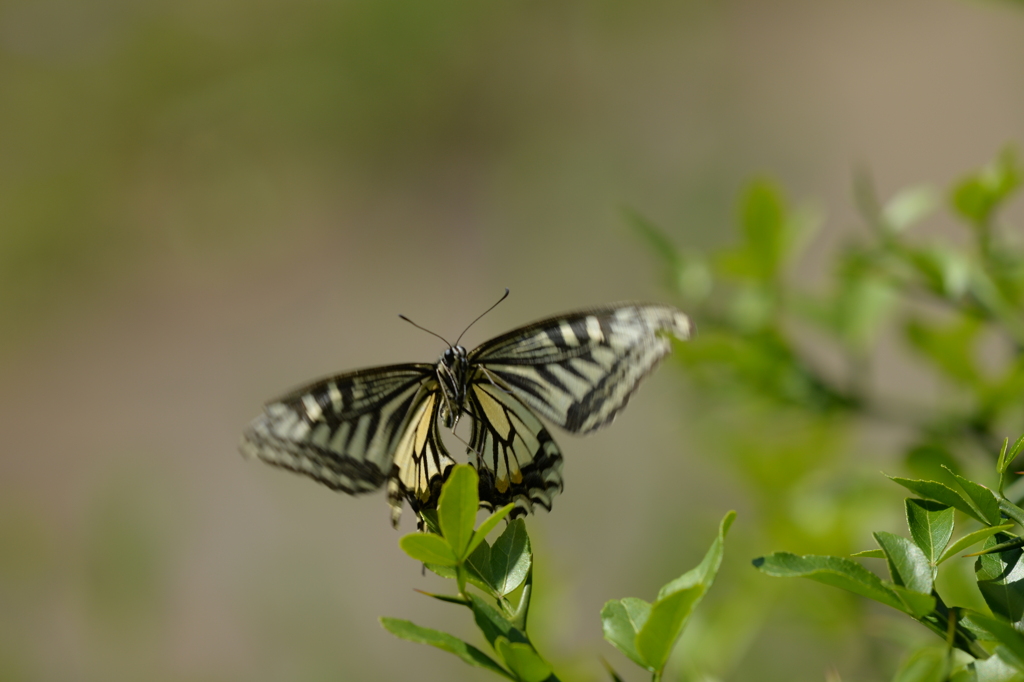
[465,379,564,517]
[241,302,691,525]
[385,390,456,527]
[239,364,455,526]
[470,304,692,434]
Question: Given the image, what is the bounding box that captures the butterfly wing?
[240,363,455,525]
[465,378,564,517]
[385,389,457,527]
[469,304,692,434]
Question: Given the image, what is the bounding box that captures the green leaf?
[967,270,1024,341]
[726,285,776,332]
[967,611,1024,672]
[428,528,499,593]
[889,584,937,619]
[874,531,934,594]
[905,316,982,385]
[891,647,949,682]
[599,511,734,673]
[400,533,457,566]
[675,254,714,303]
[851,549,886,558]
[882,185,938,234]
[417,509,442,536]
[834,269,897,350]
[889,476,988,524]
[970,537,1024,557]
[740,180,787,280]
[462,541,498,593]
[438,465,478,560]
[636,585,705,672]
[1001,437,1018,476]
[601,598,652,670]
[903,247,973,300]
[658,511,735,599]
[490,519,532,597]
[929,610,989,660]
[1000,499,1024,528]
[939,524,1015,564]
[951,148,1022,228]
[468,594,529,648]
[494,637,553,682]
[976,533,1024,626]
[467,503,515,558]
[1006,475,1024,510]
[423,547,499,595]
[1008,435,1024,471]
[946,468,1003,526]
[380,618,513,679]
[999,440,1024,493]
[964,651,1024,682]
[906,499,954,566]
[413,590,469,606]
[996,647,1024,677]
[752,553,905,612]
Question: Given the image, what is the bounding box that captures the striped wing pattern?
[385,391,456,527]
[240,302,691,526]
[471,304,692,434]
[240,364,454,525]
[466,379,564,517]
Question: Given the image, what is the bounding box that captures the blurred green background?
[2,0,1024,680]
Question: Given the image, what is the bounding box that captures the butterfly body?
[241,303,691,527]
[436,345,471,429]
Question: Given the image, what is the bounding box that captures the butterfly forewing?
[470,304,691,433]
[240,364,448,509]
[466,379,564,517]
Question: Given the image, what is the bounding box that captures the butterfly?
[240,299,692,527]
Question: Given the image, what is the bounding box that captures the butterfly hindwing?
[470,304,691,434]
[386,389,456,527]
[240,364,454,523]
[466,378,564,517]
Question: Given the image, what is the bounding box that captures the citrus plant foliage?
[628,147,1024,678]
[381,465,734,682]
[633,148,1024,458]
[756,436,1024,682]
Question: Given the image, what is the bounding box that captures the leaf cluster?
[755,435,1024,681]
[601,511,734,681]
[382,465,735,682]
[627,146,1024,679]
[633,148,1024,466]
[384,465,546,681]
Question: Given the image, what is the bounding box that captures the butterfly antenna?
[455,288,510,346]
[398,314,452,347]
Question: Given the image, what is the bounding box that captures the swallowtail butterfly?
[240,301,691,527]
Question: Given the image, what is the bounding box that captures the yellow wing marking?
[393,392,438,502]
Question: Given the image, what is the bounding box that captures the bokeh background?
[2,0,1024,680]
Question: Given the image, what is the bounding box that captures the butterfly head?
[437,345,470,428]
